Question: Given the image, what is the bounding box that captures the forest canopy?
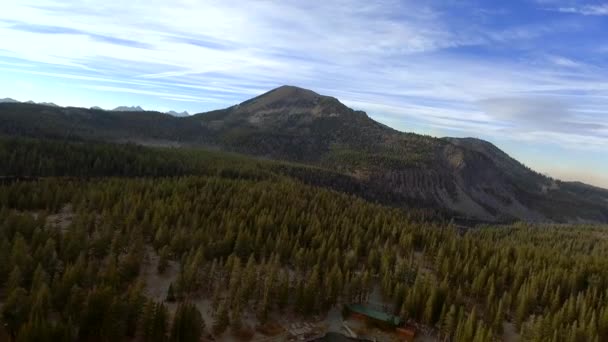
[0,138,607,341]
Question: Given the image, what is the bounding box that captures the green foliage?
[170,303,204,342]
[2,98,608,224]
[0,137,607,341]
[166,283,176,302]
[213,301,230,335]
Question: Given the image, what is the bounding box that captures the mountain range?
[1,85,607,223]
[112,105,145,112]
[0,99,188,117]
[166,110,190,117]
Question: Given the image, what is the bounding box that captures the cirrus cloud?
[0,0,608,186]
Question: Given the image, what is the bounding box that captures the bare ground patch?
[140,246,179,303]
[502,321,519,342]
[31,204,75,233]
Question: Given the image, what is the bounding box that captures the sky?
[1,0,607,188]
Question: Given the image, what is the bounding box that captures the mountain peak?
[196,85,373,133]
[113,105,145,112]
[233,85,351,117]
[269,85,321,98]
[167,110,190,117]
[2,99,59,106]
[237,85,326,109]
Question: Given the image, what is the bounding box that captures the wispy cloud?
[553,4,608,15]
[1,0,608,186]
[547,55,585,68]
[479,96,607,135]
[9,22,152,48]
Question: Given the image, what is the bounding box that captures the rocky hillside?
[1,86,607,223]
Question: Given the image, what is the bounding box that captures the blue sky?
[1,0,607,188]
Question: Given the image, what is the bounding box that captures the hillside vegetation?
[0,139,607,341]
[1,85,607,223]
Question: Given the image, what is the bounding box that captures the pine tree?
[423,286,439,325]
[15,316,54,342]
[151,302,169,342]
[441,304,457,340]
[277,271,290,311]
[599,306,608,340]
[516,288,530,329]
[472,320,488,342]
[139,300,155,341]
[228,256,242,307]
[2,287,29,338]
[29,284,51,321]
[213,301,229,335]
[257,285,270,324]
[303,265,320,315]
[231,302,243,333]
[170,303,204,342]
[463,308,477,341]
[166,283,176,302]
[493,296,505,334]
[6,266,23,293]
[30,264,48,293]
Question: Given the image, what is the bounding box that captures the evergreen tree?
[166,283,176,302]
[441,304,457,340]
[170,303,204,342]
[213,301,229,335]
[150,302,169,342]
[2,287,29,338]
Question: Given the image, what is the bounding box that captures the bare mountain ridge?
[0,85,606,222]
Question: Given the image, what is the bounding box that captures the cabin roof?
[346,304,402,326]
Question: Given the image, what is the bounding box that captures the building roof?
[309,332,373,341]
[346,304,403,326]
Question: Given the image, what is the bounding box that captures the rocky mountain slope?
[1,85,606,222]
